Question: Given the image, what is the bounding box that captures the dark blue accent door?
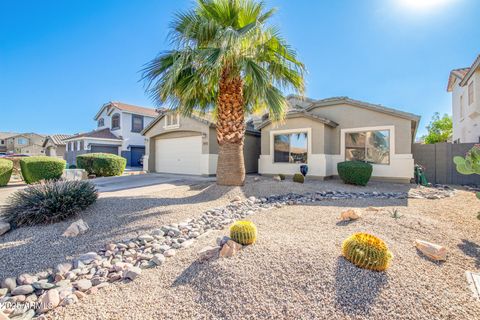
[130,147,145,167]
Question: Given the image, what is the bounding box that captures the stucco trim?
[459,54,480,87]
[257,111,337,130]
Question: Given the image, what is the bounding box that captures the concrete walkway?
[91,173,216,192]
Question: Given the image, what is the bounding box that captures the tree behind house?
[422,112,452,144]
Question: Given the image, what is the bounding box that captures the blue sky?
[0,0,479,137]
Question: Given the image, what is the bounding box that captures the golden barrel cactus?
[342,233,393,271]
[230,221,257,245]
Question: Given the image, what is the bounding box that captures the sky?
[0,0,479,138]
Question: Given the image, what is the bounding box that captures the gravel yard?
[2,176,480,319]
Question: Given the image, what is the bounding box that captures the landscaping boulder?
[219,240,243,258]
[0,221,10,236]
[37,289,60,314]
[340,209,361,221]
[62,219,90,237]
[198,246,220,261]
[415,240,447,261]
[61,169,88,181]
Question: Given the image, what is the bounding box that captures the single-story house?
[256,96,420,183]
[141,112,261,176]
[43,134,73,158]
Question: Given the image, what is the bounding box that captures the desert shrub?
[0,159,13,187]
[20,156,66,184]
[77,153,126,177]
[293,173,304,183]
[337,161,372,186]
[342,232,393,271]
[278,174,286,180]
[230,221,257,245]
[3,179,98,227]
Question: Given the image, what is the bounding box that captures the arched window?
[111,114,120,130]
[98,118,105,127]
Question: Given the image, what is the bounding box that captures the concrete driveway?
[91,173,216,192]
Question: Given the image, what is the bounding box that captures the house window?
[164,114,179,128]
[345,130,390,165]
[0,140,4,145]
[98,118,105,127]
[468,81,474,105]
[111,114,120,130]
[273,132,308,163]
[460,95,465,119]
[17,138,28,145]
[131,115,144,133]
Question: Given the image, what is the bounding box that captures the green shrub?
[342,232,393,271]
[230,221,257,245]
[278,174,286,180]
[293,173,304,183]
[20,156,66,184]
[0,159,13,187]
[337,161,373,186]
[3,180,98,227]
[77,153,126,177]
[69,164,77,169]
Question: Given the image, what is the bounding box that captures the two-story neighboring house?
[5,133,46,155]
[64,101,159,167]
[447,54,480,143]
[0,132,17,154]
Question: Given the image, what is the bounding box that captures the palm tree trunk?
[216,67,245,186]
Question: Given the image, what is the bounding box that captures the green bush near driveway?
[292,173,305,183]
[3,179,98,227]
[77,153,126,177]
[20,156,66,184]
[0,159,14,187]
[337,161,373,186]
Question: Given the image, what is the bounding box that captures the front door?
[130,147,145,167]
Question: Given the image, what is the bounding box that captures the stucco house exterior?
[5,133,46,155]
[141,112,260,176]
[447,54,480,143]
[256,96,420,183]
[0,132,17,154]
[43,134,73,158]
[64,102,159,166]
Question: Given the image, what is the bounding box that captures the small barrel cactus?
[293,173,304,183]
[342,233,393,271]
[230,221,257,245]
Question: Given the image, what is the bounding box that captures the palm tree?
[142,0,305,186]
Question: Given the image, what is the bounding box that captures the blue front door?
[130,147,145,167]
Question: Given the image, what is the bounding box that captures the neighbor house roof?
[6,132,45,140]
[447,68,470,92]
[446,54,480,91]
[256,110,338,130]
[459,54,480,86]
[0,132,17,140]
[94,101,159,120]
[63,128,122,141]
[42,134,73,147]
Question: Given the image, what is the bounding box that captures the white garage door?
[155,136,203,175]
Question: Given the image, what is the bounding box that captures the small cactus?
[293,173,304,183]
[278,174,286,180]
[230,221,257,245]
[342,233,393,271]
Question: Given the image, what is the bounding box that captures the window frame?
[164,113,180,129]
[131,114,144,133]
[468,81,474,105]
[98,118,105,127]
[111,113,121,130]
[17,137,28,145]
[270,128,311,165]
[341,126,393,166]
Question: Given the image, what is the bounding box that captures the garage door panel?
[155,136,202,175]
